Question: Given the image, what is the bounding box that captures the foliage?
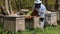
[0,0,59,11]
[0,0,4,5]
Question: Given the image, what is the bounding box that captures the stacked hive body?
[3,15,25,31]
[0,15,3,24]
[45,11,51,25]
[34,17,40,28]
[45,11,58,25]
[51,12,58,25]
[25,18,34,28]
[25,17,41,29]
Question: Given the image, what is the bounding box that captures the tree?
[4,0,12,15]
[5,0,10,15]
[54,0,59,11]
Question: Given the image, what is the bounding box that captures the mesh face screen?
[35,3,41,9]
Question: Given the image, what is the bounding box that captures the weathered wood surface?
[51,12,58,25]
[3,15,25,31]
[45,11,58,26]
[25,18,34,28]
[25,17,42,29]
[0,15,4,24]
[1,11,58,31]
[34,17,40,28]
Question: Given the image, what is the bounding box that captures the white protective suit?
[33,3,46,29]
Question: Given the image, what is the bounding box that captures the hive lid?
[20,9,29,12]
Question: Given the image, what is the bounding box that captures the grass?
[0,22,60,34]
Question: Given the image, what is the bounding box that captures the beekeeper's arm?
[40,4,46,14]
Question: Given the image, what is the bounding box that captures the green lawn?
[0,22,60,34]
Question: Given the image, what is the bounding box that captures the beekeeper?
[33,0,46,29]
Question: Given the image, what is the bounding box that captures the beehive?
[25,18,34,28]
[3,15,25,31]
[51,12,58,25]
[45,12,58,25]
[34,17,40,28]
[25,17,41,29]
[0,15,3,24]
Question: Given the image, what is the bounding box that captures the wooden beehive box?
[45,11,51,25]
[25,18,34,28]
[45,11,58,25]
[0,15,3,24]
[3,15,25,31]
[34,17,41,28]
[25,17,41,29]
[51,12,58,25]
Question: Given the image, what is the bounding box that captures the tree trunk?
[54,0,59,11]
[15,0,20,12]
[57,0,60,20]
[8,0,13,14]
[58,0,60,10]
[5,0,10,15]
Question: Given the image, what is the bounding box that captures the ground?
[0,23,60,34]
